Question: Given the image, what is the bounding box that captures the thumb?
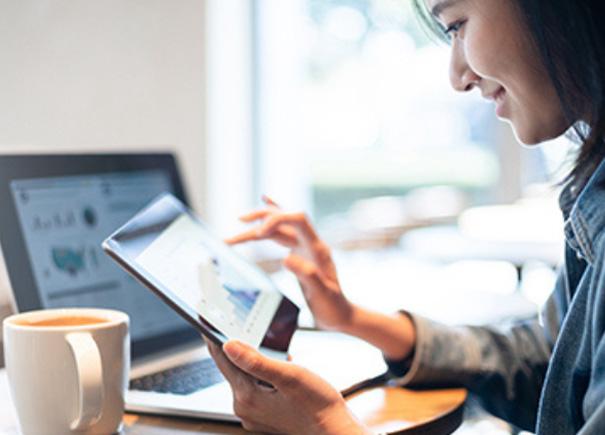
[223,340,292,387]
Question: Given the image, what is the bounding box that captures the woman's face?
[425,0,570,145]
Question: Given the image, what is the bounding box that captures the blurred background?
[0,1,575,433]
[207,0,569,321]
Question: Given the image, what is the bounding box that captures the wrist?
[314,401,372,435]
[334,301,362,334]
[389,311,416,360]
[335,307,417,361]
[381,311,416,361]
[314,295,357,332]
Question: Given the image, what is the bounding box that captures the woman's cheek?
[464,20,510,82]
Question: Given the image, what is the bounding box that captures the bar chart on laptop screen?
[10,171,189,340]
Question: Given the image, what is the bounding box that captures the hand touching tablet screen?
[103,193,299,354]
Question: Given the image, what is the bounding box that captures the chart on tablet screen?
[136,214,281,347]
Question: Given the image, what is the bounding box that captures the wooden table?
[0,369,465,435]
[0,329,466,434]
[120,387,466,435]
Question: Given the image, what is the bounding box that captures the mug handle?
[66,332,104,430]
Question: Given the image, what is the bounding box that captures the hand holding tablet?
[102,193,300,354]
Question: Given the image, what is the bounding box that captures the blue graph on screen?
[224,285,260,327]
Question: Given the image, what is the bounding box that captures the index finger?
[261,195,280,208]
[259,213,319,242]
[239,209,273,223]
[224,228,262,245]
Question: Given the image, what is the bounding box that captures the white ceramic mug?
[3,308,130,435]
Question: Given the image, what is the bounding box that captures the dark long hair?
[413,0,605,188]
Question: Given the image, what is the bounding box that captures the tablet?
[102,193,299,353]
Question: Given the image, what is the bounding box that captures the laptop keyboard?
[130,358,225,395]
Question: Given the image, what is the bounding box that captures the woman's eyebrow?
[431,0,463,19]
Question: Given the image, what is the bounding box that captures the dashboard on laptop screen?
[9,171,191,342]
[0,154,199,359]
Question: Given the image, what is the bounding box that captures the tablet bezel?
[102,193,300,352]
[0,153,200,359]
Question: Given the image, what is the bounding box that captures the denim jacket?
[387,157,605,434]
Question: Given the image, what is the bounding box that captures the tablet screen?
[103,193,299,352]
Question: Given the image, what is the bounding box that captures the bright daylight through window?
[254,0,502,240]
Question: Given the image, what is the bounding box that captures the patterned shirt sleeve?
[385,271,568,431]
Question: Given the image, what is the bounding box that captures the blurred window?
[253,0,501,222]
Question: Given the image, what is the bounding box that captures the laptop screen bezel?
[0,153,200,360]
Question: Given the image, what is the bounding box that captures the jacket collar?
[559,157,605,264]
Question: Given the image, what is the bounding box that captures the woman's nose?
[449,43,480,92]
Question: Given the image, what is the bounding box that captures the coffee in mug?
[3,308,130,435]
[15,315,109,327]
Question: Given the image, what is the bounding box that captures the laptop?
[0,153,388,422]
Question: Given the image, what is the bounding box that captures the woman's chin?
[509,118,570,147]
[515,131,545,147]
[503,119,540,146]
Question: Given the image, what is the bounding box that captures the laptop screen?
[9,171,191,343]
[0,154,198,359]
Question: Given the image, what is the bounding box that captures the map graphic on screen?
[10,171,190,341]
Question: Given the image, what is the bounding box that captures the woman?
[206,0,605,433]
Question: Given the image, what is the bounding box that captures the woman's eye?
[444,20,466,39]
